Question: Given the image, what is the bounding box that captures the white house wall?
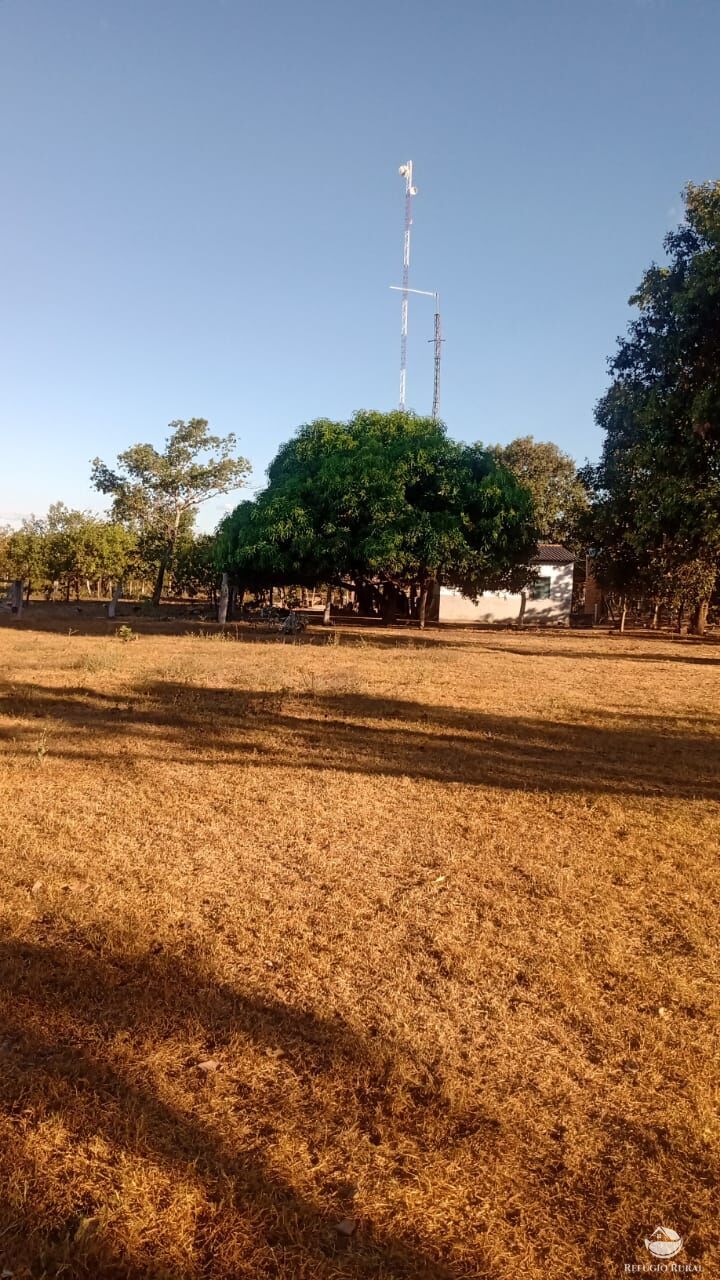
[438,562,573,624]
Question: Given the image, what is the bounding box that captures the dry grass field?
[0,613,718,1279]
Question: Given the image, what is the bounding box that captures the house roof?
[531,543,575,565]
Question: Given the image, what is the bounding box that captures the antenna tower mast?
[431,297,443,420]
[390,285,442,419]
[397,161,417,410]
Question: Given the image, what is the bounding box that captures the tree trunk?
[217,573,229,624]
[323,586,332,626]
[619,598,627,633]
[690,599,709,636]
[418,580,429,630]
[152,554,169,607]
[24,581,32,605]
[518,590,527,628]
[11,580,23,616]
[650,602,659,629]
[153,509,182,607]
[107,581,122,619]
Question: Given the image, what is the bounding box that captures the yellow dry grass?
[0,614,718,1279]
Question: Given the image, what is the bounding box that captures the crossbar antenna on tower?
[397,161,417,411]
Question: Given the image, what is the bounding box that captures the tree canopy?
[172,533,220,601]
[218,411,538,622]
[0,506,137,601]
[584,181,720,630]
[487,436,587,547]
[92,419,250,604]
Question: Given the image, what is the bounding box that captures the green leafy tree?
[91,521,138,590]
[43,504,94,599]
[1,518,50,598]
[1,507,138,602]
[219,411,537,626]
[92,419,250,605]
[32,504,135,601]
[172,533,220,600]
[487,436,588,547]
[3,506,138,601]
[588,181,720,633]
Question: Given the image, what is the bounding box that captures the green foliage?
[92,419,250,603]
[219,411,538,607]
[487,436,588,547]
[0,517,50,587]
[92,419,249,530]
[172,534,220,599]
[45,504,137,590]
[0,507,137,598]
[586,181,720,621]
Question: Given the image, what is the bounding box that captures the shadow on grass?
[489,643,720,667]
[0,609,495,652]
[0,934,471,1279]
[5,608,720,661]
[1,681,719,800]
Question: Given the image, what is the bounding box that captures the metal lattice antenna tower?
[397,161,417,410]
[390,285,441,417]
[431,295,443,420]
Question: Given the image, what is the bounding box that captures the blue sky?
[2,0,719,530]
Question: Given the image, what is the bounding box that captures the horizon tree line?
[3,180,719,631]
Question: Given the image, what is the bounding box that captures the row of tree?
[213,185,720,632]
[0,505,219,604]
[1,420,246,604]
[0,505,136,602]
[3,182,718,630]
[205,184,720,633]
[3,418,587,619]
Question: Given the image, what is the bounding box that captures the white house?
[430,544,575,625]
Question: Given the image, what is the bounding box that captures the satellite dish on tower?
[398,163,418,194]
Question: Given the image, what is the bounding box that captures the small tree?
[44,504,95,600]
[2,518,50,599]
[92,419,250,605]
